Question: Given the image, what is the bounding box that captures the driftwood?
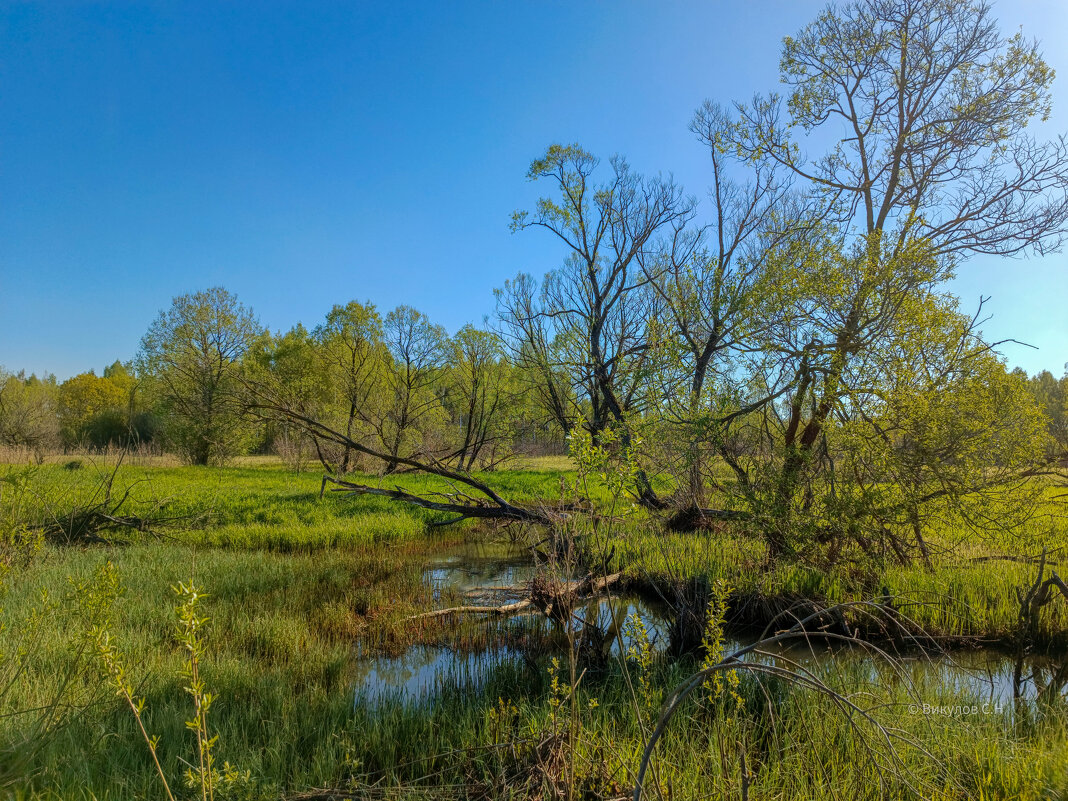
[408,598,534,620]
[406,572,624,622]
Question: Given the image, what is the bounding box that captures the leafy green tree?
[816,296,1045,565]
[732,0,1068,258]
[446,326,511,471]
[312,301,388,473]
[137,288,261,465]
[57,370,135,449]
[245,325,331,470]
[0,369,59,458]
[1026,369,1068,459]
[694,0,1068,559]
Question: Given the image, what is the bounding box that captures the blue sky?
[2,0,1066,380]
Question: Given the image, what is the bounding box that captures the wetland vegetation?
[3,0,1068,797]
[1,458,1066,799]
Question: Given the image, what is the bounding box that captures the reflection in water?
[421,541,538,602]
[353,644,525,703]
[355,542,1068,711]
[353,595,672,704]
[724,635,1068,712]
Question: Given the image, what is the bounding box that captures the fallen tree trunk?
[406,571,625,622]
[408,598,534,620]
[665,506,750,533]
[245,390,559,527]
[320,476,554,526]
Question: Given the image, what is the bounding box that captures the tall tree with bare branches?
[502,144,696,506]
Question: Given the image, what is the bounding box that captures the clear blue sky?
[2,1,1066,380]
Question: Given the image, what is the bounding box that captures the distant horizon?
[3,0,1066,380]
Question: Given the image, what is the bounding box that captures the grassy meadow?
[1,455,1067,799]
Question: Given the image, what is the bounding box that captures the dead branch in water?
[405,572,624,622]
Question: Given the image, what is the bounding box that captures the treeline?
[0,362,155,455]
[0,291,562,469]
[1,286,1064,475]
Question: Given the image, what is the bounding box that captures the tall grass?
[1,458,1066,798]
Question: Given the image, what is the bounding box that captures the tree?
[380,306,448,473]
[679,0,1068,559]
[57,370,132,449]
[503,144,695,506]
[0,369,59,458]
[245,325,331,470]
[446,325,510,471]
[494,272,577,440]
[1025,368,1068,460]
[644,102,803,509]
[137,288,261,465]
[312,301,388,473]
[732,0,1068,259]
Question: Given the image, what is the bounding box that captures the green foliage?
[1023,368,1068,458]
[0,369,59,457]
[246,323,332,469]
[4,1,1068,797]
[56,368,146,449]
[311,300,389,473]
[445,325,513,470]
[0,459,1066,799]
[0,467,44,576]
[137,288,262,465]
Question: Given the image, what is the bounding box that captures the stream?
[353,542,1068,712]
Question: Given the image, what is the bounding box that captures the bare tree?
[495,272,577,439]
[504,144,696,506]
[380,306,448,474]
[646,102,803,510]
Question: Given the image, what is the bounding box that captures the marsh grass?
[1,458,1067,798]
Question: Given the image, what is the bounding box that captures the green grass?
[2,457,1067,799]
[2,540,428,798]
[591,486,1068,647]
[4,459,569,551]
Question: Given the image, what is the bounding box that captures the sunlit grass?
[2,459,1067,798]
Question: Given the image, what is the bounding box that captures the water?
[355,542,1068,710]
[353,644,527,703]
[717,633,1068,714]
[421,540,537,602]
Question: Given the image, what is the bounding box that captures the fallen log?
[406,571,625,622]
[320,476,556,526]
[408,598,534,620]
